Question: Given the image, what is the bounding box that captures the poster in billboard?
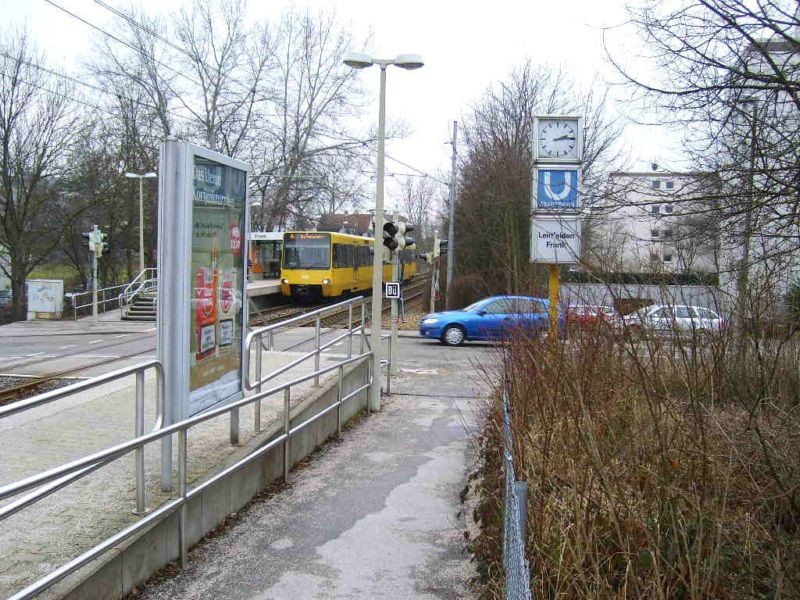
[188,155,246,416]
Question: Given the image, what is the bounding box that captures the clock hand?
[552,135,576,142]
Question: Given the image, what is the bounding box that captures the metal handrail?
[244,295,367,389]
[0,360,165,515]
[118,268,159,307]
[66,283,130,319]
[4,351,373,600]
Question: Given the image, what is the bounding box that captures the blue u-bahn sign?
[535,168,580,210]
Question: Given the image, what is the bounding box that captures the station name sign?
[531,216,582,263]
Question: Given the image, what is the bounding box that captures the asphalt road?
[0,321,494,379]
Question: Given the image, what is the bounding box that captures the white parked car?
[621,304,726,339]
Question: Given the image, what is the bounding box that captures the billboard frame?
[158,139,250,432]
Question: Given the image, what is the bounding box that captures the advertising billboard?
[158,141,250,422]
[189,156,247,415]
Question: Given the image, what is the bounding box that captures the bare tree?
[608,0,800,316]
[250,8,371,231]
[0,30,85,318]
[395,176,438,248]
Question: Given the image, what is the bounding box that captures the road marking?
[0,356,24,360]
[113,335,126,339]
[26,352,45,357]
[59,344,76,350]
[144,327,156,332]
[88,339,103,344]
[74,355,121,359]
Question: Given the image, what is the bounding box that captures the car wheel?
[441,324,466,346]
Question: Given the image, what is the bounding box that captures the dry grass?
[472,326,800,599]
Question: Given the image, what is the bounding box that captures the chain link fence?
[502,388,532,600]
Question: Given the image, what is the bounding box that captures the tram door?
[260,241,281,279]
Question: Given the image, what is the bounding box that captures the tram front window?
[283,236,330,269]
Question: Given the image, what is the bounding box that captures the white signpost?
[531,115,584,337]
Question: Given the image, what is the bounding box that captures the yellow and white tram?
[279,231,417,300]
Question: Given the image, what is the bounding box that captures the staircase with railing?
[119,268,158,321]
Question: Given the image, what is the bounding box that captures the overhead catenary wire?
[0,49,196,125]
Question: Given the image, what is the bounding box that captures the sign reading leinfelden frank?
[531,216,582,264]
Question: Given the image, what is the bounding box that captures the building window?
[651,205,660,215]
[666,180,674,189]
[651,229,660,238]
[663,229,673,238]
[651,180,661,189]
[662,204,673,214]
[663,254,673,263]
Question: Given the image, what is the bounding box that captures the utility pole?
[430,230,439,314]
[445,121,457,310]
[91,225,100,321]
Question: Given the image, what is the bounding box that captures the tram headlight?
[322,278,331,285]
[281,278,289,284]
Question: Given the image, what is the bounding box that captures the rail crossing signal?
[382,221,414,252]
[82,225,109,257]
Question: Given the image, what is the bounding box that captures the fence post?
[314,314,321,387]
[254,337,263,433]
[347,303,354,358]
[337,365,343,438]
[178,428,188,569]
[283,388,291,482]
[134,369,146,514]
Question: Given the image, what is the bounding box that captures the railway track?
[0,347,156,406]
[248,273,430,329]
[0,274,431,406]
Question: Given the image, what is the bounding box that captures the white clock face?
[538,120,578,159]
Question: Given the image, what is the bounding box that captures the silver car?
[622,304,726,339]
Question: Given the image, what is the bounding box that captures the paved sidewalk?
[136,346,488,599]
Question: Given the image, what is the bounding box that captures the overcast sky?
[6,0,685,208]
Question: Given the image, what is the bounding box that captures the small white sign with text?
[531,216,582,264]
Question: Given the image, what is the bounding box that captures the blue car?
[419,295,560,346]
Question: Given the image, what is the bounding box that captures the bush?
[472,325,800,598]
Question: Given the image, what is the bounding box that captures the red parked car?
[565,304,616,329]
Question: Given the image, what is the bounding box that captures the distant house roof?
[318,213,374,236]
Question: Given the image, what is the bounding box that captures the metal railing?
[1,302,387,600]
[243,295,377,434]
[0,360,164,518]
[1,352,372,600]
[118,267,159,308]
[502,388,532,600]
[65,283,129,319]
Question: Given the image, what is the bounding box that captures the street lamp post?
[343,52,423,411]
[125,171,158,275]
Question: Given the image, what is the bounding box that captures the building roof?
[317,213,374,236]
